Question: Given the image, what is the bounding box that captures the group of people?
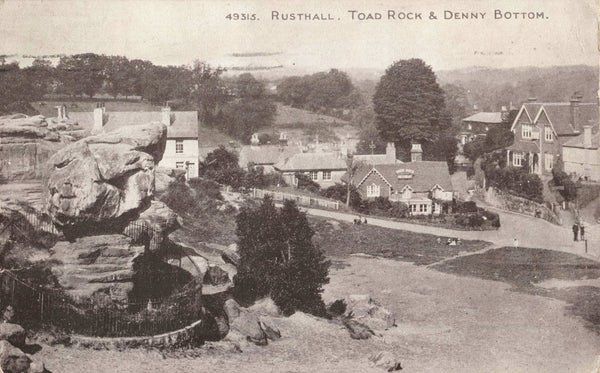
[572,222,586,241]
[353,216,368,225]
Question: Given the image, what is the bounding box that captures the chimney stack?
[92,103,105,133]
[386,142,396,162]
[161,104,171,127]
[570,92,583,130]
[410,142,423,162]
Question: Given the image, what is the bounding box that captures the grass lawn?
[311,217,491,265]
[433,247,600,333]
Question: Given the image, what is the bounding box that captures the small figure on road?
[572,223,579,241]
[580,224,585,241]
[513,237,519,248]
[362,217,368,225]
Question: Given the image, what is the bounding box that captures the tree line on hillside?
[0,54,276,143]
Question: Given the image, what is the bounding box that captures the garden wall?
[484,187,561,225]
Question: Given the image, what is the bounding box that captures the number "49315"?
[226,13,258,20]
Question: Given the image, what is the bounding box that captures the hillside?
[274,103,349,127]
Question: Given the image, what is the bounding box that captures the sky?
[0,0,598,72]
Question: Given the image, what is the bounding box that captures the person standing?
[513,237,519,248]
[580,224,585,241]
[572,223,579,241]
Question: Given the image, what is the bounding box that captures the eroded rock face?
[43,123,167,230]
[49,234,145,304]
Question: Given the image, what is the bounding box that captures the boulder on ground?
[259,320,281,341]
[43,122,167,231]
[0,340,30,373]
[0,324,26,348]
[369,351,402,371]
[345,294,395,331]
[221,243,240,267]
[224,299,267,346]
[247,297,281,317]
[124,200,181,251]
[342,318,375,340]
[155,167,186,194]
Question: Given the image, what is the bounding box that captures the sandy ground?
[36,256,600,373]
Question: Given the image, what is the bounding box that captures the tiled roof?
[68,111,198,138]
[238,145,302,167]
[562,125,600,149]
[353,153,400,165]
[274,152,347,171]
[506,141,540,153]
[522,102,598,136]
[354,161,453,193]
[462,112,503,124]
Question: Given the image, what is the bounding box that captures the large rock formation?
[43,122,167,231]
[0,114,78,181]
[49,234,146,303]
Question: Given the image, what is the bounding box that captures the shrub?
[321,183,362,209]
[233,197,330,316]
[294,172,321,194]
[187,178,223,200]
[389,202,410,218]
[481,155,543,202]
[327,299,347,316]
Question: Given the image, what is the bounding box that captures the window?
[545,154,553,170]
[467,124,472,130]
[175,161,185,169]
[419,204,427,213]
[187,162,196,177]
[322,171,331,181]
[309,171,318,181]
[545,126,553,141]
[513,152,523,167]
[366,184,380,198]
[410,204,417,213]
[522,125,532,139]
[175,139,184,153]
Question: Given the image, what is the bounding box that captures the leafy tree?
[294,172,320,194]
[356,122,386,155]
[217,73,276,142]
[56,53,105,97]
[321,183,361,209]
[552,169,578,202]
[103,56,137,98]
[186,60,228,126]
[199,146,244,187]
[373,59,451,156]
[442,83,469,127]
[234,197,330,316]
[0,62,38,114]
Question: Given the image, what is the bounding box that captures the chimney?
[93,103,104,133]
[570,93,582,130]
[386,142,396,161]
[55,106,63,120]
[62,104,68,119]
[410,142,423,162]
[583,126,592,149]
[501,106,508,122]
[161,105,171,127]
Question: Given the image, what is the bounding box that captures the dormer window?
[400,185,413,200]
[544,126,553,141]
[522,125,532,139]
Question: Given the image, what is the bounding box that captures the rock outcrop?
[49,234,145,303]
[345,294,396,331]
[0,313,45,373]
[43,122,167,231]
[224,299,268,346]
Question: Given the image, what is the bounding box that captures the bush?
[389,202,410,218]
[552,169,578,202]
[455,200,478,213]
[294,172,321,194]
[234,197,330,316]
[327,299,347,316]
[187,178,223,200]
[481,155,543,202]
[321,183,362,209]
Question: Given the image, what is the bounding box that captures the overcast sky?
[0,0,597,72]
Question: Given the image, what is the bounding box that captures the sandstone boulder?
[345,295,395,331]
[368,351,402,371]
[124,200,181,251]
[0,340,30,373]
[49,234,145,303]
[342,318,375,340]
[43,122,167,230]
[0,324,26,349]
[203,265,230,286]
[224,299,267,346]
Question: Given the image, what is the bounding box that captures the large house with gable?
[69,104,199,179]
[349,145,454,215]
[506,95,598,177]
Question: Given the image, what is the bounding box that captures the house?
[273,152,347,187]
[562,125,600,181]
[69,104,199,179]
[350,145,454,215]
[460,107,509,145]
[506,95,598,176]
[353,142,401,165]
[238,144,301,173]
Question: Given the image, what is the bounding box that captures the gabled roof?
[515,102,599,137]
[68,111,199,138]
[562,125,600,149]
[274,152,347,171]
[238,145,301,167]
[354,161,453,193]
[462,112,504,124]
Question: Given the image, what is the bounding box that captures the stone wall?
[483,187,562,225]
